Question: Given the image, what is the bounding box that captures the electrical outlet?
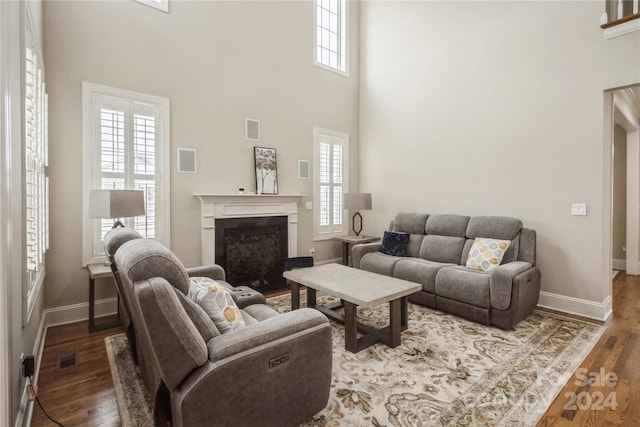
[309,247,315,256]
[22,355,35,378]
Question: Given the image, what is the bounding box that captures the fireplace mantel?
[194,194,304,265]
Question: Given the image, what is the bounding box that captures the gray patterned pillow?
[380,231,410,257]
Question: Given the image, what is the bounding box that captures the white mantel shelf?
[194,194,305,265]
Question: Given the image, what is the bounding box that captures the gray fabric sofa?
[110,231,332,426]
[352,213,541,330]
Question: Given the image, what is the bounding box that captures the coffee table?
[284,263,421,353]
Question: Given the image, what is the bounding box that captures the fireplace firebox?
[215,216,288,294]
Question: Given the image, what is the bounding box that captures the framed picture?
[254,147,278,194]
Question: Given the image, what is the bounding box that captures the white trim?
[44,297,117,328]
[604,18,640,39]
[537,291,612,322]
[0,0,12,423]
[612,258,626,270]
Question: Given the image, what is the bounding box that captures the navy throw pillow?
[380,231,410,257]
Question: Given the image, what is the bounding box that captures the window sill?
[602,13,640,39]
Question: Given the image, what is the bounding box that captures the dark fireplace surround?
[215,216,288,294]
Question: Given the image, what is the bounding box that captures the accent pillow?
[465,238,511,272]
[188,277,245,333]
[380,231,410,257]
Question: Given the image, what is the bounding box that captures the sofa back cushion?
[419,215,469,264]
[391,212,428,258]
[115,239,191,295]
[463,216,523,265]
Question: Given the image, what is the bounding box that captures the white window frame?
[82,82,170,265]
[313,127,349,240]
[23,5,48,323]
[313,0,349,76]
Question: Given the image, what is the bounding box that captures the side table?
[333,235,380,266]
[87,263,120,332]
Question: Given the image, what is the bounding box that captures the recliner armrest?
[208,308,329,361]
[186,264,226,281]
[352,242,382,269]
[489,261,533,310]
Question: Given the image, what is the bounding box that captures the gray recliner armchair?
[112,236,332,427]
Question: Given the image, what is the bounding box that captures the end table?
[333,235,380,266]
[87,263,120,332]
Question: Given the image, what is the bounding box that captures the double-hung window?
[313,128,349,240]
[82,82,170,265]
[314,0,348,75]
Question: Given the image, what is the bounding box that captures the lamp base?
[112,220,125,229]
[351,211,363,236]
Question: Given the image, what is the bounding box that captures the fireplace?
[215,216,288,294]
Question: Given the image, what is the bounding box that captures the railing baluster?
[618,0,624,20]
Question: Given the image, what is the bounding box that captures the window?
[314,0,348,75]
[82,82,170,265]
[313,128,349,239]
[24,10,48,322]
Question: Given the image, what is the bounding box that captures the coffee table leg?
[389,298,401,348]
[307,287,317,308]
[344,302,358,352]
[289,280,300,310]
[401,296,409,328]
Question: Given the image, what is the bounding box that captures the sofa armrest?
[489,261,533,310]
[208,308,329,361]
[352,242,382,269]
[186,264,226,281]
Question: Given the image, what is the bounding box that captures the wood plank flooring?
[31,275,639,426]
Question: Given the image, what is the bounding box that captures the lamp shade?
[89,189,145,219]
[344,193,372,211]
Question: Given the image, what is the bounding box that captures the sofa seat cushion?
[435,266,490,308]
[360,252,403,276]
[394,258,454,293]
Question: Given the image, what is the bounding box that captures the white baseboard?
[44,297,118,328]
[612,258,626,270]
[538,291,612,322]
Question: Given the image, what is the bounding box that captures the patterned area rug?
[105,292,604,426]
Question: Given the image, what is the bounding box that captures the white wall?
[43,1,359,309]
[359,1,640,315]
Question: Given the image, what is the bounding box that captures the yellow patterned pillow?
[188,277,245,333]
[465,238,511,272]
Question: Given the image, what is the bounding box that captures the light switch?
[571,203,587,216]
[305,201,313,210]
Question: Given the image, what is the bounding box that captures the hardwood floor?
[31,316,123,427]
[537,272,640,426]
[30,276,639,426]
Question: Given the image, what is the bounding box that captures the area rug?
[105,292,604,426]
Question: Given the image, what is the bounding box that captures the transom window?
[314,0,347,75]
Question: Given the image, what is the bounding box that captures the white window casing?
[82,82,170,265]
[314,0,348,76]
[313,127,349,240]
[24,8,48,323]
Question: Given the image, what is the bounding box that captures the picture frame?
[254,146,278,194]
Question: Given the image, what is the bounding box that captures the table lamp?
[344,193,372,237]
[88,189,145,229]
